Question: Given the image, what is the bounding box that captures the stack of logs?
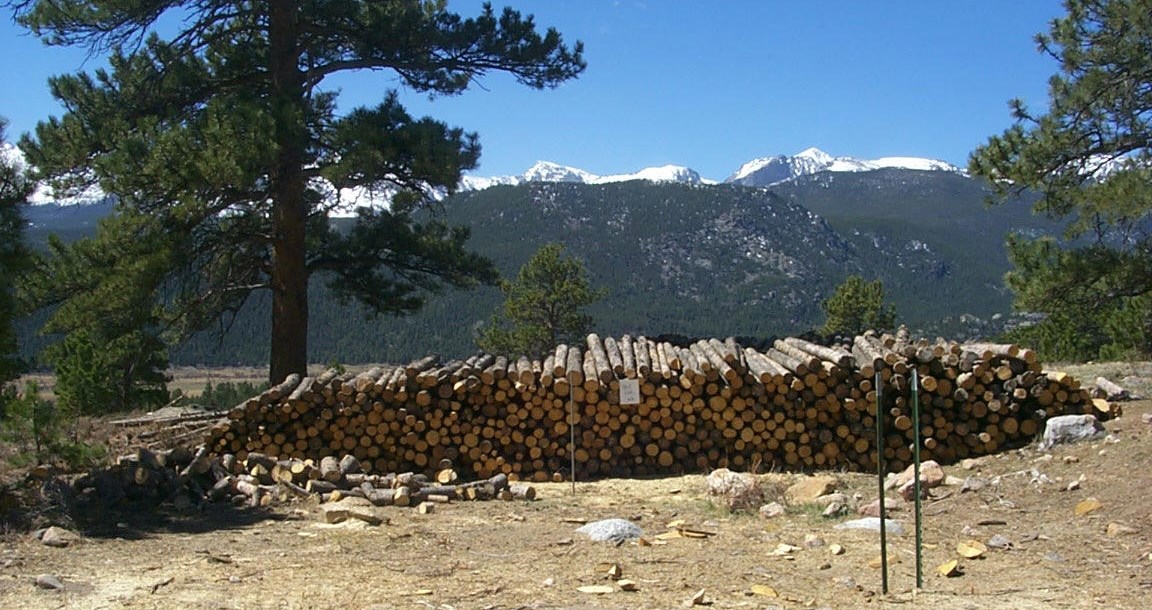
[205,330,1114,482]
[72,445,535,511]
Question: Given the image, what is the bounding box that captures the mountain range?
[464,147,963,189]
[16,156,1059,367]
[5,141,967,213]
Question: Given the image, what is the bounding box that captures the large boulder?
[1039,414,1106,450]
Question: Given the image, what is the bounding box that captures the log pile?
[205,331,1113,481]
[69,445,535,512]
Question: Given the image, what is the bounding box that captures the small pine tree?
[47,328,169,416]
[819,276,897,337]
[0,117,34,396]
[477,243,606,358]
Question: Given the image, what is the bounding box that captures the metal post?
[569,389,577,494]
[875,371,889,594]
[911,369,923,589]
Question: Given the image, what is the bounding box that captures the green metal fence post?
[911,368,923,589]
[875,371,888,594]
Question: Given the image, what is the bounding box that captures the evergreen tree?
[819,275,896,337]
[477,243,606,358]
[25,211,171,413]
[0,117,33,389]
[12,1,585,383]
[970,0,1152,359]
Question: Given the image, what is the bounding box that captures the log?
[620,335,637,378]
[604,336,625,376]
[319,456,343,483]
[634,336,652,378]
[783,337,854,368]
[1090,376,1130,401]
[587,333,614,384]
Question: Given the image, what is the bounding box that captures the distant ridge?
[8,142,965,209]
[724,147,963,187]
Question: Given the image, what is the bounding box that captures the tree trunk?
[268,1,309,385]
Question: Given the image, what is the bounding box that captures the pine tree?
[969,0,1152,359]
[477,243,606,358]
[13,1,585,383]
[819,275,896,337]
[0,117,33,388]
[25,211,171,413]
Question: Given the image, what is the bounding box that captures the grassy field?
[17,363,385,403]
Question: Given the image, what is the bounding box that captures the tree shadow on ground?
[3,476,295,541]
[74,501,293,540]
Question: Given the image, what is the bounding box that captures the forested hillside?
[18,170,1059,366]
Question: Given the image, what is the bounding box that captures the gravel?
[575,518,643,543]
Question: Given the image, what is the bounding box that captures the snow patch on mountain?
[595,164,707,185]
[4,142,109,206]
[521,160,598,183]
[727,147,964,187]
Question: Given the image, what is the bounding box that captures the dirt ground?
[1,367,1150,610]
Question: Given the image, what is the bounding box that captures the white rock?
[1039,414,1106,450]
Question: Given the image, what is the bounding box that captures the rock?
[575,518,643,543]
[1074,497,1103,516]
[893,461,945,500]
[803,534,826,548]
[1039,414,1106,450]
[942,475,965,487]
[987,534,1013,550]
[834,517,905,535]
[759,502,786,519]
[34,574,65,590]
[321,497,386,526]
[829,543,845,555]
[40,526,80,548]
[1106,522,1138,536]
[1066,480,1081,492]
[960,457,986,471]
[812,492,849,508]
[858,497,902,518]
[705,468,764,511]
[822,502,846,518]
[785,475,837,504]
[769,543,801,555]
[960,477,990,493]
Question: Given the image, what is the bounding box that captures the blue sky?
[0,1,1064,181]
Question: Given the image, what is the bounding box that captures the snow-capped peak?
[795,147,833,165]
[522,161,597,184]
[595,164,705,185]
[727,147,839,185]
[727,148,963,187]
[459,161,710,189]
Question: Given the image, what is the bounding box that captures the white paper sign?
[619,378,641,405]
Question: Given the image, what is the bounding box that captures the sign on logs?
[204,330,1116,482]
